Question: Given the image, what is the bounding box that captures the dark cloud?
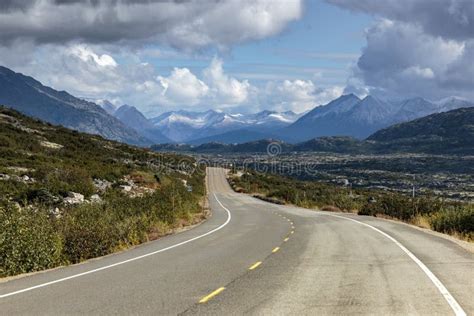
[327,0,474,40]
[0,0,302,49]
[0,0,36,12]
[329,0,474,100]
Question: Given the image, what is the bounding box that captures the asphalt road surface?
[1,167,473,315]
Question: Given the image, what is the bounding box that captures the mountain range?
[113,93,472,145]
[0,66,148,145]
[1,64,472,148]
[152,107,474,155]
[148,109,302,143]
[281,94,473,142]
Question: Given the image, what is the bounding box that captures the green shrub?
[61,204,120,263]
[0,201,63,277]
[430,206,474,239]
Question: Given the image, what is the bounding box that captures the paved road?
[1,167,473,315]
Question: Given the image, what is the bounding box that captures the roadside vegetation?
[229,170,473,241]
[0,107,206,277]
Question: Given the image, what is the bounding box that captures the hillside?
[0,66,149,146]
[369,107,474,154]
[188,129,274,145]
[294,136,367,153]
[0,107,205,277]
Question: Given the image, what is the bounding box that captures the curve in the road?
[325,213,466,316]
[1,167,472,315]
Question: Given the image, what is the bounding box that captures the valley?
[199,152,474,201]
[1,1,473,315]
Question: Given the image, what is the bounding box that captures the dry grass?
[410,215,432,229]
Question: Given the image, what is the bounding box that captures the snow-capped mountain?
[150,109,303,142]
[282,94,474,142]
[434,96,473,112]
[95,99,118,115]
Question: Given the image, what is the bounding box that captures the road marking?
[284,237,289,242]
[199,287,225,303]
[290,230,294,234]
[0,193,232,299]
[249,261,262,270]
[326,213,466,316]
[272,247,280,253]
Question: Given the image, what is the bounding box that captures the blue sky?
[0,0,472,116]
[149,0,371,88]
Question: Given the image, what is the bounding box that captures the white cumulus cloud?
[203,57,251,106]
[265,79,343,112]
[157,68,209,106]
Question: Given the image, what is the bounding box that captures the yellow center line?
[199,287,226,303]
[272,247,280,253]
[249,261,262,270]
[284,237,289,242]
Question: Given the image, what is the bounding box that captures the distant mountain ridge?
[0,66,149,145]
[152,107,474,155]
[114,105,170,144]
[282,94,474,142]
[149,109,303,142]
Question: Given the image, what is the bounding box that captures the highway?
[1,167,473,315]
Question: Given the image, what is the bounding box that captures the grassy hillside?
[0,107,206,277]
[368,107,474,154]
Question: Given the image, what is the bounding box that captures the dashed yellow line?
[272,247,280,253]
[284,237,289,242]
[249,261,262,270]
[199,287,226,303]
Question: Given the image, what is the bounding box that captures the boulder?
[93,178,112,193]
[120,185,132,192]
[90,194,102,203]
[64,192,84,204]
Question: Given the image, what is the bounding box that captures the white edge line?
[0,193,231,299]
[325,213,466,316]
